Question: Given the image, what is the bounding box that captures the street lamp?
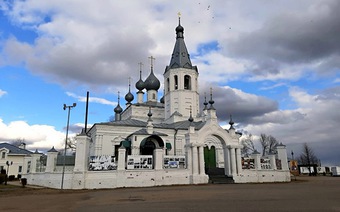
[291,150,294,160]
[61,103,76,189]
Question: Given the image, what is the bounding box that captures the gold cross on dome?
[178,12,181,17]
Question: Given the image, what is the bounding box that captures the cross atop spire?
[138,62,143,75]
[148,56,155,70]
[128,77,131,91]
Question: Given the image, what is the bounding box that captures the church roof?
[97,118,205,130]
[165,18,197,73]
[0,143,33,155]
[129,128,168,136]
[98,119,147,127]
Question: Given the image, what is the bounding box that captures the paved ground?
[1,176,340,212]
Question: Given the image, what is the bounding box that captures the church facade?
[22,19,290,189]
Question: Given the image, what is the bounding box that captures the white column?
[198,146,205,175]
[269,154,277,170]
[223,146,231,176]
[276,144,289,171]
[236,148,242,174]
[186,145,192,170]
[30,153,41,173]
[74,135,90,172]
[251,152,262,170]
[46,151,58,173]
[192,146,199,175]
[117,147,126,171]
[154,148,163,170]
[230,147,236,175]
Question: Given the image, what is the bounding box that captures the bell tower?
[164,17,199,121]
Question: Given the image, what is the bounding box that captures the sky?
[0,0,339,166]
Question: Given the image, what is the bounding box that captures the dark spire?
[125,77,134,104]
[203,92,208,110]
[114,91,123,114]
[188,105,194,123]
[144,56,160,91]
[209,87,215,110]
[135,62,145,91]
[147,106,153,122]
[48,146,58,153]
[165,16,195,72]
[229,115,235,130]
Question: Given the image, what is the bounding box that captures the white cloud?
[66,92,116,106]
[241,86,340,165]
[0,118,69,150]
[0,89,7,97]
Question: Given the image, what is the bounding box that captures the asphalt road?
[1,176,339,211]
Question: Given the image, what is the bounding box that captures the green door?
[204,146,216,169]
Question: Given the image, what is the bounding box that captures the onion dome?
[176,17,184,38]
[208,87,215,110]
[114,104,123,113]
[144,70,160,91]
[136,78,145,91]
[144,56,160,91]
[229,115,235,130]
[125,78,134,104]
[114,92,123,113]
[135,64,145,91]
[125,91,134,103]
[203,93,208,110]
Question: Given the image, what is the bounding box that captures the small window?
[167,78,170,92]
[152,93,156,99]
[18,166,22,173]
[1,152,5,159]
[174,75,178,90]
[184,75,191,90]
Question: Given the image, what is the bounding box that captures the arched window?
[174,75,178,90]
[184,75,191,90]
[167,78,170,92]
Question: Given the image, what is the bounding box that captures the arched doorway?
[204,146,216,170]
[141,140,156,155]
[140,135,164,155]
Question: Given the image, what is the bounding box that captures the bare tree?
[259,134,279,156]
[267,135,279,154]
[241,134,257,156]
[298,143,319,166]
[59,137,77,155]
[67,137,77,153]
[259,134,269,156]
[10,138,26,147]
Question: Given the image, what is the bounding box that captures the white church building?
[23,18,291,189]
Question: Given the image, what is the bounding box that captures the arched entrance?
[140,135,164,155]
[141,140,156,155]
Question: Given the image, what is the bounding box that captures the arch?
[174,75,178,90]
[184,75,191,90]
[197,124,233,147]
[140,135,164,155]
